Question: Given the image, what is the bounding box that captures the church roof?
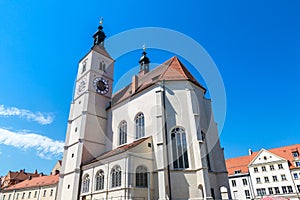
[226,144,300,176]
[4,175,59,191]
[112,56,206,106]
[86,137,150,165]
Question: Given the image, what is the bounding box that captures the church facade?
[57,22,231,200]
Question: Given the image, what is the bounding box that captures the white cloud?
[0,105,54,125]
[0,128,64,159]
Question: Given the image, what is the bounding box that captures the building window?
[8,195,11,200]
[99,61,106,71]
[268,187,273,195]
[281,174,287,181]
[295,161,300,167]
[231,180,236,187]
[256,188,266,196]
[16,194,19,200]
[264,177,269,183]
[2,195,5,200]
[287,186,293,193]
[34,191,37,198]
[234,170,241,174]
[43,190,46,197]
[256,177,261,184]
[297,185,300,193]
[171,127,189,169]
[270,165,275,171]
[262,166,266,172]
[278,163,283,169]
[82,174,90,193]
[95,170,105,190]
[245,190,250,198]
[81,59,87,74]
[293,151,299,158]
[111,165,122,187]
[294,173,299,179]
[273,175,278,182]
[119,121,127,145]
[242,178,247,186]
[135,113,145,139]
[254,167,258,173]
[22,193,25,199]
[136,166,148,187]
[50,189,53,196]
[274,187,280,194]
[282,186,287,194]
[28,192,31,198]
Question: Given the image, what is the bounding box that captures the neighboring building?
[0,174,59,200]
[57,22,231,200]
[226,144,300,200]
[0,170,40,189]
[50,160,62,176]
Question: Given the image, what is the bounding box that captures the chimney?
[28,176,32,180]
[34,169,38,174]
[39,173,44,177]
[248,149,253,155]
[132,75,138,94]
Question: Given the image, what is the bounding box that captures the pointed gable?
[249,149,286,166]
[112,56,206,106]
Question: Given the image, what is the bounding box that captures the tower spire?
[93,17,106,46]
[139,44,150,74]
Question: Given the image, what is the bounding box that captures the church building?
[57,21,231,200]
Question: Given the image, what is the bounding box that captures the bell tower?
[57,19,114,200]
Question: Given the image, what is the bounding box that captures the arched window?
[135,113,145,139]
[136,166,148,187]
[82,174,90,193]
[119,121,127,145]
[111,166,121,187]
[171,127,189,169]
[95,170,105,191]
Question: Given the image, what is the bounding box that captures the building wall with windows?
[0,175,58,200]
[226,144,300,200]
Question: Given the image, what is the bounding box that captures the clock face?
[93,77,109,95]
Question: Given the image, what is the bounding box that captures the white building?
[226,144,300,200]
[57,22,231,200]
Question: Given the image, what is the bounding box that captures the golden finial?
[143,44,146,51]
[100,17,103,25]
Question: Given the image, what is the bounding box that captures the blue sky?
[0,0,299,176]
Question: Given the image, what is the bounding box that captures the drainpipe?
[162,80,173,199]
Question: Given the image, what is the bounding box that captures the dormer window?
[234,170,241,174]
[292,151,299,158]
[295,161,300,167]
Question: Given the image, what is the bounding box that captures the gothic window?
[171,127,189,169]
[111,166,121,187]
[135,113,145,139]
[81,59,87,74]
[82,174,90,193]
[119,121,127,145]
[99,61,106,71]
[95,170,105,191]
[136,166,148,187]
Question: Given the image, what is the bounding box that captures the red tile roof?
[86,137,150,165]
[226,144,300,175]
[112,56,206,106]
[4,175,59,191]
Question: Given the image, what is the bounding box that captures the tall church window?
[171,127,189,169]
[111,166,121,187]
[95,170,105,191]
[136,165,148,187]
[119,121,127,145]
[82,174,90,193]
[135,113,145,139]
